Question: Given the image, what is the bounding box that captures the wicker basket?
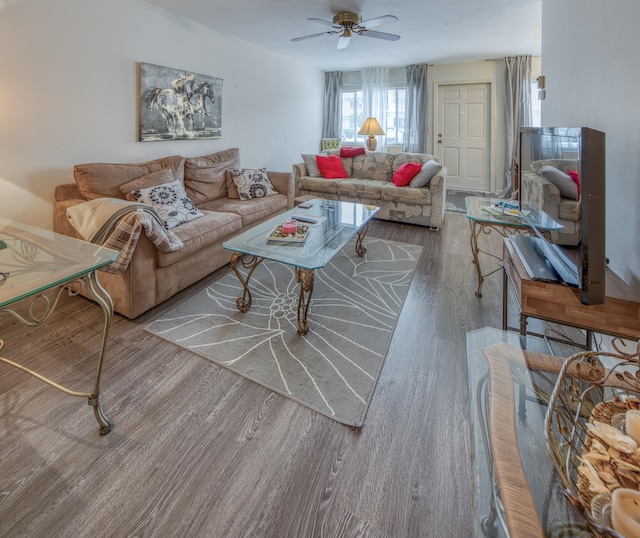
[544,341,640,537]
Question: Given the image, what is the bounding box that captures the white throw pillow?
[229,168,278,200]
[540,164,578,200]
[409,160,442,188]
[128,179,204,229]
[301,154,322,178]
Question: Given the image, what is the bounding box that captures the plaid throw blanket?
[66,198,184,273]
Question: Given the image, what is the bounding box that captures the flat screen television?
[518,127,606,305]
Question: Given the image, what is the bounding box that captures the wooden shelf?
[503,238,640,342]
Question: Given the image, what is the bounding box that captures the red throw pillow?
[392,162,423,186]
[316,155,347,179]
[340,146,366,158]
[566,169,581,197]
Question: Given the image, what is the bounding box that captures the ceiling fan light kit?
[291,11,400,49]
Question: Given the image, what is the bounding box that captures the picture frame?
[139,62,223,141]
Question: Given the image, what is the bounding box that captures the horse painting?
[144,72,195,136]
[140,63,222,141]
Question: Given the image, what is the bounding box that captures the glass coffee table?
[465,197,562,297]
[0,217,118,435]
[223,199,379,335]
[467,327,589,537]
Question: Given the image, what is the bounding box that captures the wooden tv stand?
[502,237,640,348]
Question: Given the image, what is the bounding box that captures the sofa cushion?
[409,160,443,188]
[198,194,288,227]
[228,168,278,200]
[559,198,581,222]
[540,165,578,200]
[155,210,242,268]
[126,174,205,229]
[352,152,393,181]
[299,175,340,195]
[381,183,432,205]
[184,148,241,205]
[392,162,422,186]
[337,179,384,200]
[73,155,185,200]
[316,155,348,179]
[119,167,174,195]
[392,152,437,171]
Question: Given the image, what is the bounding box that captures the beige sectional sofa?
[520,159,581,246]
[293,151,447,229]
[53,148,293,318]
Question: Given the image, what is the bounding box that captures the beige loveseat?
[520,159,580,246]
[293,151,447,229]
[53,148,293,319]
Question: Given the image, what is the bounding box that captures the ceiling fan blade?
[291,31,335,42]
[337,35,351,49]
[308,17,340,28]
[360,14,398,28]
[360,29,401,41]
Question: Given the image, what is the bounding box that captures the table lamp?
[358,117,384,151]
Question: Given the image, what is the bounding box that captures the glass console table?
[465,197,562,298]
[467,327,590,537]
[0,218,118,435]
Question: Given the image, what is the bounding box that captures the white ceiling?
[144,0,541,72]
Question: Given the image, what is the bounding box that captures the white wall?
[0,0,324,229]
[542,0,640,288]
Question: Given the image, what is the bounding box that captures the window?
[340,87,406,145]
[385,88,406,145]
[341,89,363,144]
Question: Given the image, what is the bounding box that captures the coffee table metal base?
[230,224,370,336]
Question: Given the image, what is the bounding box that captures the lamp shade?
[358,117,385,136]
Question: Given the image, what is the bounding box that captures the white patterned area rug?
[145,237,422,427]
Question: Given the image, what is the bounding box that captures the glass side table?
[0,218,118,435]
[465,197,562,298]
[467,327,589,537]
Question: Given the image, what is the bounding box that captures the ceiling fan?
[291,11,400,50]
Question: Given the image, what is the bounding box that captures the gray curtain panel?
[404,64,428,154]
[502,55,532,197]
[322,71,343,139]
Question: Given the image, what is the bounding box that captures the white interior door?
[436,83,491,192]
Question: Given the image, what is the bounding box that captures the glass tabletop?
[223,199,379,270]
[466,327,587,537]
[0,217,118,308]
[465,196,562,231]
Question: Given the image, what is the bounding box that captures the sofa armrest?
[53,197,87,239]
[428,165,448,229]
[267,171,295,209]
[55,183,84,202]
[520,171,561,219]
[292,163,308,197]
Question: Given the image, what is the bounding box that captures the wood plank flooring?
[0,211,523,537]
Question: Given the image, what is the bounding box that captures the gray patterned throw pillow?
[229,168,278,200]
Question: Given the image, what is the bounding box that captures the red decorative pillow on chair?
[316,155,348,179]
[340,146,366,158]
[392,162,423,186]
[566,169,581,197]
